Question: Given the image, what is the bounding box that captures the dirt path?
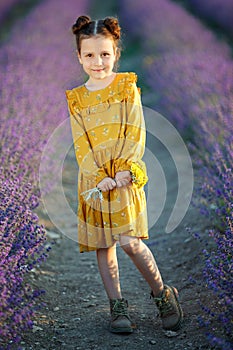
[18,2,223,350]
[20,141,216,350]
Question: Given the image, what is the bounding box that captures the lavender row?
[0,0,87,347]
[0,0,23,22]
[120,0,232,348]
[119,0,231,58]
[188,0,233,38]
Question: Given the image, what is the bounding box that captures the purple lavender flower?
[0,0,22,23]
[188,0,233,38]
[119,0,233,348]
[0,0,89,347]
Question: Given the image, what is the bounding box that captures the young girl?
[66,15,183,334]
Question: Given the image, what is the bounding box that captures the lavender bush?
[0,177,47,344]
[0,0,88,347]
[187,0,233,38]
[145,52,233,133]
[119,0,231,57]
[0,0,23,22]
[120,0,233,348]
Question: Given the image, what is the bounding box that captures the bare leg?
[119,236,164,297]
[96,244,122,299]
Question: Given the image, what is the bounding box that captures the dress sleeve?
[114,80,146,173]
[65,89,108,186]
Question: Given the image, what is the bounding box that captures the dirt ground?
[19,76,225,349]
[5,2,229,349]
[19,149,223,350]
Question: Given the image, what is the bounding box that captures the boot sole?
[109,325,133,334]
[163,286,183,331]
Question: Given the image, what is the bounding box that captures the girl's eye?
[102,53,110,57]
[86,54,92,57]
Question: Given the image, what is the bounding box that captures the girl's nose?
[94,55,102,65]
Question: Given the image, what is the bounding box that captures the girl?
[66,15,183,334]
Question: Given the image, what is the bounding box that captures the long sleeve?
[66,90,108,185]
[113,82,146,173]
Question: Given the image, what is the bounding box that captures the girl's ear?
[77,51,82,64]
[114,48,120,63]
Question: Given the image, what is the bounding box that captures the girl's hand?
[115,171,132,188]
[97,177,117,192]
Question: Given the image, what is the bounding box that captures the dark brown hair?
[72,15,122,64]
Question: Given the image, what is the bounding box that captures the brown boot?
[109,298,133,333]
[151,285,183,331]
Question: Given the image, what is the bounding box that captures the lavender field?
[181,0,233,38]
[0,0,88,347]
[120,0,233,349]
[0,0,22,22]
[0,0,232,349]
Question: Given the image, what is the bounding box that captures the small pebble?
[163,330,179,337]
[32,325,43,333]
[72,317,81,321]
[46,230,61,239]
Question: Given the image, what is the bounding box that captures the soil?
[20,219,214,350]
[3,1,230,349]
[19,62,224,350]
[19,156,223,350]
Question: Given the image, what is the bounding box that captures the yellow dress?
[66,72,148,252]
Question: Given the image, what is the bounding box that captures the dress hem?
[79,234,149,253]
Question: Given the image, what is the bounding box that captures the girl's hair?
[72,15,122,66]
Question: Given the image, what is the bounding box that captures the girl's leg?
[119,235,164,297]
[96,244,133,333]
[96,244,122,299]
[119,236,183,331]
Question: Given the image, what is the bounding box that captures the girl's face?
[78,35,116,82]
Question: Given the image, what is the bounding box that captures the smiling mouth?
[92,69,104,72]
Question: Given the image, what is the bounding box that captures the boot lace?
[111,299,129,317]
[154,294,173,317]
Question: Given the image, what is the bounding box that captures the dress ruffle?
[65,72,138,112]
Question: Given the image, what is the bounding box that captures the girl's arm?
[114,82,146,174]
[66,90,108,187]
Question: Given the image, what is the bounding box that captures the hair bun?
[72,15,91,34]
[103,17,121,39]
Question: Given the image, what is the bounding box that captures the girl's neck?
[85,72,117,91]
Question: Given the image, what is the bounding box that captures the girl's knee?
[119,236,141,256]
[96,244,116,255]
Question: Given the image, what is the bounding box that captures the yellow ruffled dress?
[66,72,148,252]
